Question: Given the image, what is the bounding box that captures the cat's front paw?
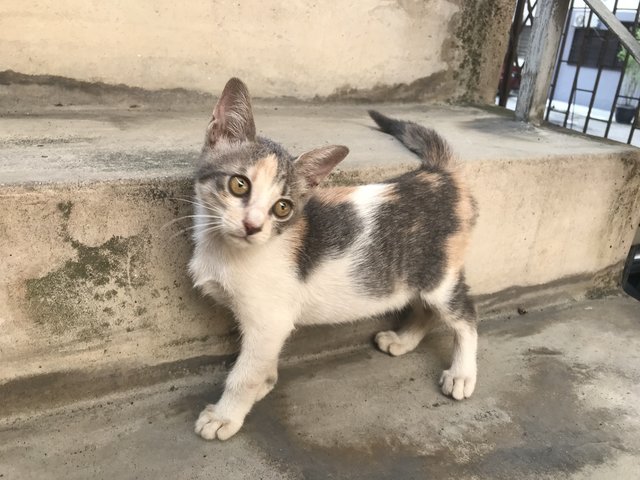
[254,374,277,402]
[194,404,243,441]
[439,368,476,400]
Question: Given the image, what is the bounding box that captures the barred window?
[568,24,633,70]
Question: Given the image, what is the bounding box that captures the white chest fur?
[189,234,303,318]
[190,233,413,328]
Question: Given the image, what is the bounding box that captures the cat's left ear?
[207,77,256,147]
[294,145,349,188]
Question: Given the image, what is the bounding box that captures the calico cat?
[189,78,478,441]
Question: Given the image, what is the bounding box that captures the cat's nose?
[243,220,263,236]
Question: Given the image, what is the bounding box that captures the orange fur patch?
[248,154,279,196]
[285,215,308,263]
[314,187,356,204]
[446,172,477,271]
[416,171,444,188]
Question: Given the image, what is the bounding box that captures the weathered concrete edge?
[0,162,419,189]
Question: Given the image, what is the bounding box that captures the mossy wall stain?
[321,71,454,103]
[57,201,73,220]
[454,0,511,103]
[318,0,512,104]
[26,202,151,338]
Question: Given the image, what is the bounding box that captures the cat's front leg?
[195,315,294,441]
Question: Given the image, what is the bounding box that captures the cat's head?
[194,78,349,248]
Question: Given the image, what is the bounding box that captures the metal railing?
[498,0,537,107]
[501,0,640,146]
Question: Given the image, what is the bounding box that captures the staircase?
[1,100,640,478]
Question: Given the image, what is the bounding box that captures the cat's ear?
[207,78,256,147]
[294,145,349,188]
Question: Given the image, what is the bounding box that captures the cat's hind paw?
[375,330,414,357]
[439,369,476,400]
[195,404,242,441]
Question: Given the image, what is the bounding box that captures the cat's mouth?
[228,232,249,241]
[227,232,259,246]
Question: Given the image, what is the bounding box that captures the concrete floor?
[1,295,639,479]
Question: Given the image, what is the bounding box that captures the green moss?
[25,207,150,336]
[455,0,507,103]
[104,289,118,300]
[141,179,192,203]
[57,201,73,220]
[585,262,625,300]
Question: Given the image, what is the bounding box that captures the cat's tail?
[368,110,452,170]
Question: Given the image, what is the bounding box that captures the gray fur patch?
[296,199,362,280]
[353,170,459,296]
[369,110,452,170]
[446,272,477,323]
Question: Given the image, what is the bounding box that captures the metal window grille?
[499,0,640,147]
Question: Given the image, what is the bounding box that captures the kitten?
[189,78,478,441]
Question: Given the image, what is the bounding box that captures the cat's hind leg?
[375,299,436,357]
[422,271,477,400]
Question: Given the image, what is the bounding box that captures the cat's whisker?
[161,214,224,230]
[172,221,222,234]
[170,196,200,204]
[179,195,220,211]
[199,198,223,212]
[184,223,223,233]
[169,222,225,240]
[200,226,226,237]
[170,197,222,214]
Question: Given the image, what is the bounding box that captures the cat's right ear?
[206,78,256,147]
[294,145,349,189]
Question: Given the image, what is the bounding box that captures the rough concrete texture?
[454,0,514,103]
[0,0,512,103]
[1,296,639,479]
[1,103,640,394]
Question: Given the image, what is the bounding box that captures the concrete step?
[1,102,640,414]
[1,296,639,479]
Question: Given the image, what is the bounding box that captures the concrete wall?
[2,153,638,389]
[0,0,512,103]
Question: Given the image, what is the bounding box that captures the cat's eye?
[272,199,293,219]
[229,175,251,196]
